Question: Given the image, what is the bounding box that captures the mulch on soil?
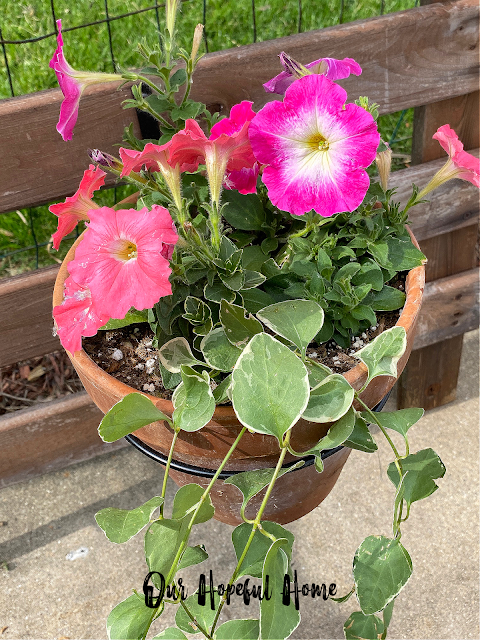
[0,351,83,416]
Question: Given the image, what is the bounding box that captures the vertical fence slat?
[398,87,480,410]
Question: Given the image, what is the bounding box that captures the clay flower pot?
[53,231,425,526]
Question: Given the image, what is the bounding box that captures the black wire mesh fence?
[0,0,417,277]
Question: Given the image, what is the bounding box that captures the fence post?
[397,81,479,407]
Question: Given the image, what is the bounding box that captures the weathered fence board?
[0,0,478,214]
[0,83,141,214]
[0,266,59,367]
[413,268,479,349]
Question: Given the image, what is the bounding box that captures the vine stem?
[141,427,247,640]
[159,427,180,518]
[356,397,401,461]
[209,430,292,635]
[356,396,407,539]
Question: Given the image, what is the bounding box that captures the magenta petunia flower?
[249,74,380,217]
[49,20,119,140]
[49,164,106,249]
[53,276,110,355]
[67,205,178,320]
[263,52,362,95]
[168,103,257,204]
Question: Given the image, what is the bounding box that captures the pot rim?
[53,229,425,419]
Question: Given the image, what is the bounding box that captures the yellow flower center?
[112,239,138,262]
[307,133,330,152]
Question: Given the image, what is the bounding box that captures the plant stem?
[209,431,291,635]
[356,398,402,460]
[159,427,180,518]
[209,202,222,253]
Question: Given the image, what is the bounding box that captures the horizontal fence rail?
[0,0,478,214]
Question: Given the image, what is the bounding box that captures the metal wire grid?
[0,0,415,273]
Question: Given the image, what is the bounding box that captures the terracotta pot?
[53,230,425,525]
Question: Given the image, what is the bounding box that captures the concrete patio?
[0,329,478,640]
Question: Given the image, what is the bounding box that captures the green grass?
[0,0,417,278]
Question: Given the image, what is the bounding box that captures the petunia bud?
[166,0,180,38]
[279,52,312,79]
[190,24,204,63]
[88,149,122,169]
[375,144,393,191]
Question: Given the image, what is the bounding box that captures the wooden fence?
[0,0,478,487]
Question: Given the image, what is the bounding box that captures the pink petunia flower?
[249,74,380,217]
[49,164,106,249]
[415,125,480,201]
[49,20,119,140]
[263,52,362,95]
[169,102,257,204]
[66,205,178,320]
[53,276,110,355]
[118,141,195,212]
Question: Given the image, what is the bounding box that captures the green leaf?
[152,628,188,640]
[221,191,266,230]
[383,598,395,629]
[220,270,245,291]
[158,337,205,373]
[212,374,232,403]
[170,68,188,88]
[352,259,384,292]
[232,521,294,579]
[175,590,221,635]
[314,318,335,344]
[214,619,259,640]
[242,270,267,289]
[224,462,304,514]
[364,408,424,439]
[344,611,384,640]
[177,545,209,571]
[145,518,186,585]
[344,415,378,453]
[260,539,300,640]
[99,393,170,443]
[231,333,309,441]
[353,535,412,615]
[172,483,214,524]
[307,407,355,455]
[302,374,354,423]
[107,593,155,640]
[204,280,236,304]
[364,286,406,311]
[241,288,276,314]
[220,300,263,347]
[355,326,407,385]
[385,236,426,271]
[100,309,149,330]
[242,245,268,271]
[171,101,203,121]
[257,299,324,357]
[305,359,332,388]
[172,366,216,432]
[159,362,182,391]
[95,496,163,544]
[200,327,243,372]
[387,448,445,505]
